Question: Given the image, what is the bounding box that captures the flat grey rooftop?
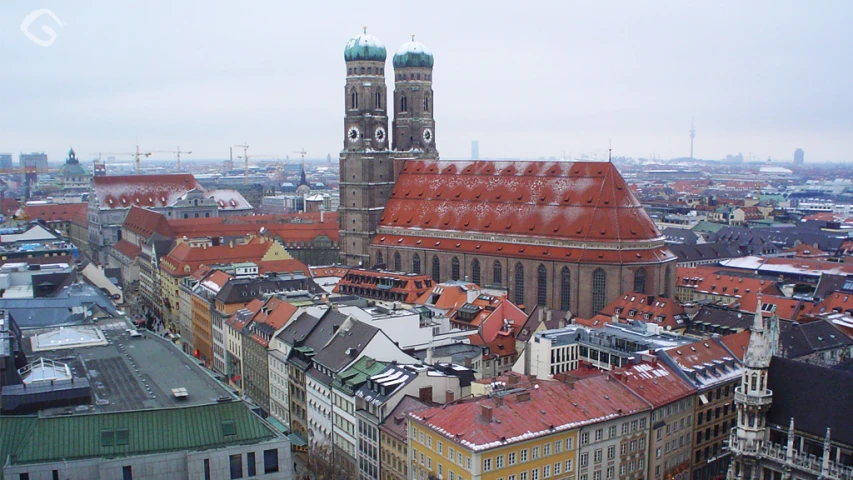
[22,320,232,415]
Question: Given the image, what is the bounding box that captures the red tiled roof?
[310,266,351,278]
[806,291,853,316]
[378,160,663,246]
[159,236,277,277]
[376,234,673,265]
[333,268,433,303]
[736,294,809,321]
[247,296,298,347]
[257,259,310,275]
[93,174,202,209]
[168,212,339,242]
[410,375,650,450]
[677,266,780,298]
[112,239,141,259]
[123,206,174,238]
[24,203,87,223]
[785,243,829,258]
[719,330,751,361]
[415,282,479,311]
[613,360,695,407]
[0,198,21,215]
[594,292,687,331]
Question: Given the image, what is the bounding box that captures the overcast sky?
[2,1,851,164]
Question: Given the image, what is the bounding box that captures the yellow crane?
[153,147,192,171]
[234,144,277,184]
[89,145,152,174]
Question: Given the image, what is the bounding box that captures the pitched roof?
[594,292,687,331]
[776,318,853,359]
[93,174,202,209]
[659,336,743,389]
[410,376,650,451]
[122,206,174,238]
[676,266,781,299]
[379,160,663,246]
[767,356,853,446]
[112,239,142,259]
[313,319,380,372]
[159,237,280,277]
[23,203,87,223]
[0,401,275,466]
[614,360,696,407]
[668,242,741,264]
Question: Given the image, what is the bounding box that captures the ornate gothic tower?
[339,29,395,266]
[728,298,777,480]
[392,37,437,156]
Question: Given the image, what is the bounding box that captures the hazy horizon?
[2,1,852,164]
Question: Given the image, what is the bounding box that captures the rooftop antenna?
[608,139,612,163]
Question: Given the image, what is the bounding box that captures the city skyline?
[2,1,852,163]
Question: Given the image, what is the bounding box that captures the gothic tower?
[392,37,437,156]
[339,29,395,266]
[728,298,777,480]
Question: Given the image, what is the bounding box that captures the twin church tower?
[339,29,439,265]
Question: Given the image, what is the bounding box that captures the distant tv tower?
[689,119,696,160]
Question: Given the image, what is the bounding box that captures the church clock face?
[375,127,386,143]
[422,128,433,144]
[347,126,360,143]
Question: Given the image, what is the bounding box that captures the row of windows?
[580,419,647,446]
[396,72,432,81]
[348,66,385,75]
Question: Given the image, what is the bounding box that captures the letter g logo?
[21,9,64,47]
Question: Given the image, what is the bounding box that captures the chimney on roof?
[494,396,504,407]
[418,386,433,403]
[480,404,493,422]
[445,390,455,403]
[515,391,531,402]
[647,295,655,305]
[506,375,519,386]
[546,309,552,323]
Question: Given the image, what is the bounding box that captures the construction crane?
[89,145,152,174]
[153,147,192,171]
[234,144,277,184]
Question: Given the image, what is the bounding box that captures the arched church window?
[376,251,384,268]
[367,67,372,74]
[472,259,481,286]
[393,252,401,272]
[514,264,525,305]
[665,265,673,298]
[417,73,421,80]
[431,256,440,282]
[537,264,547,306]
[351,91,358,109]
[451,257,460,281]
[401,95,408,112]
[424,94,430,112]
[413,253,421,274]
[375,91,381,109]
[560,267,571,311]
[360,67,365,74]
[592,268,607,313]
[493,261,502,286]
[634,268,646,294]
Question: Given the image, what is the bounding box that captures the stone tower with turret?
[392,37,437,156]
[339,29,396,266]
[728,298,777,480]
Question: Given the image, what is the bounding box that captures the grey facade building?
[19,152,48,170]
[0,153,12,169]
[471,140,479,160]
[794,148,804,166]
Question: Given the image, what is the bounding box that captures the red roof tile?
[376,234,673,265]
[112,239,142,259]
[24,203,87,223]
[93,174,202,209]
[160,237,278,277]
[594,292,687,331]
[378,160,662,246]
[123,206,174,238]
[410,375,650,451]
[613,360,695,407]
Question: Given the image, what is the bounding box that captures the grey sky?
[2,0,851,164]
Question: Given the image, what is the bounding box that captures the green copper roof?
[333,356,388,394]
[344,32,387,62]
[393,40,434,68]
[0,401,276,467]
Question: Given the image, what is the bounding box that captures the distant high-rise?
[794,148,804,166]
[689,120,696,160]
[0,153,11,169]
[471,140,479,160]
[20,152,48,170]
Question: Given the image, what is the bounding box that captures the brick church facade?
[338,30,675,318]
